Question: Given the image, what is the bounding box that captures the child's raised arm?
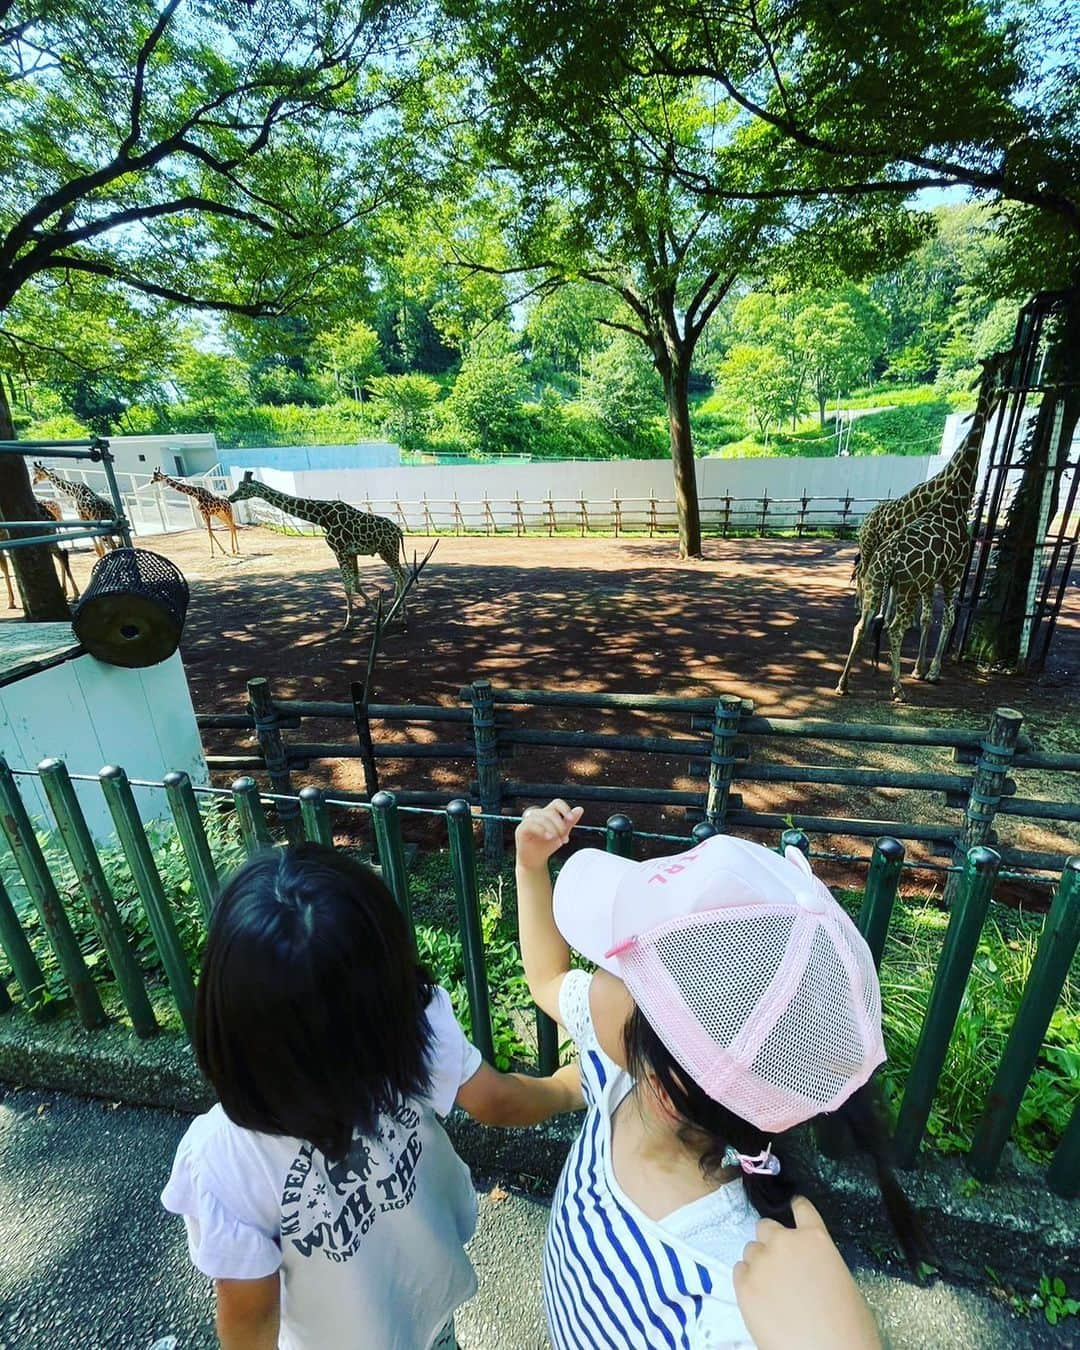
[514,800,583,1021]
[455,1060,582,1126]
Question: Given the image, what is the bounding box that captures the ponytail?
[624,1007,929,1271]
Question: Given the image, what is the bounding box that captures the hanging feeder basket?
[72,548,189,668]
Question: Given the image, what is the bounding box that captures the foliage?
[715,344,798,442]
[317,321,385,401]
[445,332,531,456]
[584,334,663,439]
[368,374,443,450]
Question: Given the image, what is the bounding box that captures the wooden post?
[649,493,658,536]
[840,493,853,538]
[759,493,769,536]
[394,497,407,530]
[579,495,588,536]
[483,496,495,535]
[247,678,301,844]
[613,494,622,537]
[546,494,555,537]
[422,495,435,535]
[453,495,464,536]
[351,679,380,803]
[470,679,503,862]
[705,695,743,830]
[514,494,525,536]
[945,707,1022,906]
[723,492,732,538]
[798,493,809,537]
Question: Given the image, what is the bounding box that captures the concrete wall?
[0,651,208,843]
[220,442,400,474]
[230,453,949,531]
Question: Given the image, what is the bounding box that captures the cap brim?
[552,848,638,974]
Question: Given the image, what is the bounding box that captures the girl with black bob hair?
[516,800,930,1350]
[163,843,581,1350]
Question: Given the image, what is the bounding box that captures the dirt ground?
[16,524,1080,895]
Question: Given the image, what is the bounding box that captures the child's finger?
[752,1217,787,1244]
[790,1196,827,1231]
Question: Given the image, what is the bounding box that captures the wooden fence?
[0,754,1075,1197]
[199,679,1080,885]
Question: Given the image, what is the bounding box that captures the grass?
[2,820,1075,1167]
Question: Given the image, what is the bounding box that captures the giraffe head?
[151,468,166,484]
[227,472,262,504]
[31,462,48,484]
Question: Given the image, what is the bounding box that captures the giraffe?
[31,463,118,558]
[151,468,239,557]
[0,497,80,609]
[227,475,409,630]
[835,360,1008,701]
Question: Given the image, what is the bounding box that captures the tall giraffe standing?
[227,476,408,629]
[835,361,1007,701]
[151,468,239,557]
[0,498,80,608]
[31,463,118,558]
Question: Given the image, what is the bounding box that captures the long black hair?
[624,1006,929,1270]
[195,843,435,1161]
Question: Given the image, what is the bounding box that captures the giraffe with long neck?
[31,463,117,558]
[227,476,408,630]
[0,497,80,609]
[152,468,239,557]
[836,358,1008,700]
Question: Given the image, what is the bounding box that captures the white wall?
[0,650,208,843]
[231,453,948,532]
[35,434,219,483]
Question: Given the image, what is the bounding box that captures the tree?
[524,283,614,388]
[317,322,384,401]
[585,332,663,440]
[0,0,414,616]
[793,289,887,426]
[446,331,531,456]
[367,374,442,450]
[716,343,794,447]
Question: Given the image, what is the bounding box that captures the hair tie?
[723,1143,781,1177]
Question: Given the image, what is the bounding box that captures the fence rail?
[198,678,1079,876]
[237,490,881,540]
[0,753,1074,1199]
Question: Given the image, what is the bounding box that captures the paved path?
[0,1085,1065,1349]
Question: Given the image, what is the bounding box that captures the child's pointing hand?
[515,799,583,871]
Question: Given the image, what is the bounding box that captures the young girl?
[516,800,924,1350]
[162,843,581,1350]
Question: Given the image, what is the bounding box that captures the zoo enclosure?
[30,461,231,543]
[0,753,1074,1199]
[199,679,1080,880]
[0,438,132,552]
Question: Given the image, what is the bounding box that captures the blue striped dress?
[543,971,758,1350]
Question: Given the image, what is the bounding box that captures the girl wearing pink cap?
[515,800,925,1350]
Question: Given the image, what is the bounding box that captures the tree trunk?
[818,390,827,429]
[967,297,1080,667]
[0,379,70,621]
[661,360,702,559]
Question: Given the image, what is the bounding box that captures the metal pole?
[299,786,333,846]
[96,439,133,548]
[1048,1100,1080,1200]
[967,855,1080,1180]
[371,791,417,955]
[231,776,274,856]
[857,837,905,969]
[0,757,106,1029]
[99,765,196,1037]
[893,846,1000,1167]
[163,771,219,925]
[0,870,50,1016]
[40,759,158,1038]
[445,799,494,1063]
[605,813,634,858]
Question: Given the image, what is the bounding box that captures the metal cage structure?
[954,292,1080,670]
[0,436,133,553]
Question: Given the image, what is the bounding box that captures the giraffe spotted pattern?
[31,462,118,559]
[227,477,408,630]
[152,469,239,556]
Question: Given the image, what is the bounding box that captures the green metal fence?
[0,753,1075,1201]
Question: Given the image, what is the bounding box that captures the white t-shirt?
[163,986,483,1350]
[544,969,760,1350]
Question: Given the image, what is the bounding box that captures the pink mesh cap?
[553,835,885,1132]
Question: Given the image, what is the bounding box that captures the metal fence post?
[605,813,634,858]
[470,679,503,862]
[371,791,417,955]
[0,871,49,1016]
[99,766,196,1037]
[857,837,905,969]
[1048,1100,1080,1199]
[248,677,301,844]
[445,800,494,1063]
[945,707,1022,905]
[705,695,742,830]
[0,757,106,1029]
[967,855,1080,1180]
[691,822,718,844]
[537,1008,559,1076]
[299,786,333,846]
[893,845,1000,1167]
[163,771,219,925]
[231,776,273,856]
[780,828,810,859]
[39,759,158,1038]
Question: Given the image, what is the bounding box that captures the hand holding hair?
[732,1197,882,1350]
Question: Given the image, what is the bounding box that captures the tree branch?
[118,0,183,157]
[45,254,293,316]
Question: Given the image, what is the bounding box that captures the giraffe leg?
[1,553,16,609]
[206,513,227,557]
[226,511,240,554]
[336,556,376,630]
[911,592,935,679]
[925,586,959,683]
[59,548,79,600]
[835,594,877,694]
[889,595,919,702]
[380,548,409,629]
